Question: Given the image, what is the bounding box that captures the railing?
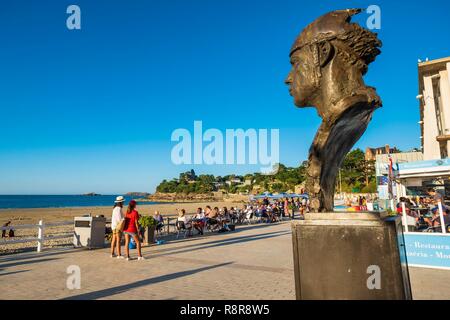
[1,220,73,252]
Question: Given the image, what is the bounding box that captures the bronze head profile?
[286,9,382,212]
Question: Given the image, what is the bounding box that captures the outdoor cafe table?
[165,217,177,234]
[411,207,432,218]
[411,207,430,212]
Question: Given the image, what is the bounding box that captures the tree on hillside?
[155,153,375,195]
[340,149,375,193]
[179,170,197,182]
[198,174,215,184]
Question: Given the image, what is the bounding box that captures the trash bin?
[73,216,106,248]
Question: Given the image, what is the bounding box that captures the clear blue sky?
[0,0,449,194]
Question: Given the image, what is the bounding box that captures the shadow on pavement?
[62,262,233,300]
[162,221,289,242]
[0,247,79,263]
[151,230,291,258]
[0,269,30,277]
[149,221,291,255]
[0,257,60,270]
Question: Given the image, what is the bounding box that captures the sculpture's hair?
[304,23,382,82]
[333,24,382,75]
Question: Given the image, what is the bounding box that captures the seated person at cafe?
[204,205,212,217]
[242,205,253,223]
[428,188,444,206]
[396,197,419,218]
[192,207,205,235]
[205,206,220,231]
[258,205,270,223]
[229,207,238,224]
[154,211,164,233]
[177,209,192,236]
[272,204,281,221]
[265,205,274,223]
[420,197,426,207]
[219,207,231,228]
[430,206,450,229]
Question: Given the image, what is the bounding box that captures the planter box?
[142,226,156,245]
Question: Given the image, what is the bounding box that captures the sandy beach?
[0,201,243,254]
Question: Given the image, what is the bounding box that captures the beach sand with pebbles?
[0,201,243,255]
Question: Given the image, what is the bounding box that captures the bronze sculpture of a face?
[286,9,382,212]
[287,47,319,108]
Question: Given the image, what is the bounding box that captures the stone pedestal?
[291,212,412,300]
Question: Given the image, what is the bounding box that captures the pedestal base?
[291,212,412,300]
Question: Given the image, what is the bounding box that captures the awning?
[250,193,308,200]
[396,158,450,179]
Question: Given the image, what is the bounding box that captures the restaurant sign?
[404,233,450,270]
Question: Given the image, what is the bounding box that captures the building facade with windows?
[365,145,400,161]
[374,57,450,207]
[418,57,450,160]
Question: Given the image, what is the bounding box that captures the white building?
[375,152,423,177]
[374,57,450,206]
[418,57,450,160]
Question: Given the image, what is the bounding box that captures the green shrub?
[139,215,158,229]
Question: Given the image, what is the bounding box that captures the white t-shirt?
[195,212,205,219]
[111,206,123,230]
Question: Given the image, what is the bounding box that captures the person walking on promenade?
[284,198,289,219]
[123,200,145,261]
[110,196,125,258]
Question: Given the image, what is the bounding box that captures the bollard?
[37,220,44,252]
[438,202,447,234]
[401,202,408,233]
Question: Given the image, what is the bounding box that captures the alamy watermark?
[64,4,380,31]
[366,265,381,290]
[171,121,280,174]
[366,5,381,30]
[66,265,81,290]
[66,5,81,30]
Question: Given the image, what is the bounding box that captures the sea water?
[0,195,157,209]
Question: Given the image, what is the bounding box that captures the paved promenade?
[0,221,448,300]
